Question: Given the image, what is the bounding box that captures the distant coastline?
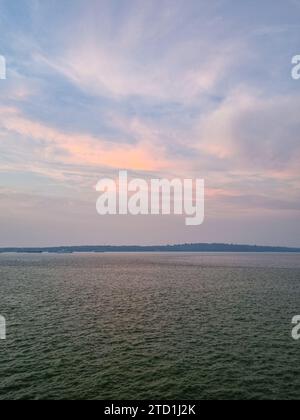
[1,243,300,254]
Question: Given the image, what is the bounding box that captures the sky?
[0,0,300,247]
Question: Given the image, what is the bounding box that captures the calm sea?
[0,252,300,400]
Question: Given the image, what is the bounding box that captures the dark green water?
[0,252,300,400]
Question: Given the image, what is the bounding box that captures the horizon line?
[1,242,300,253]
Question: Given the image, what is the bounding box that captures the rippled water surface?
[0,252,300,400]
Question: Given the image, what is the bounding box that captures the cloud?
[44,40,237,103]
[30,0,242,104]
[0,107,174,174]
[195,88,300,176]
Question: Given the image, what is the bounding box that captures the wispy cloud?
[0,106,176,174]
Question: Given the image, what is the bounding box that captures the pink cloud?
[0,107,174,173]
